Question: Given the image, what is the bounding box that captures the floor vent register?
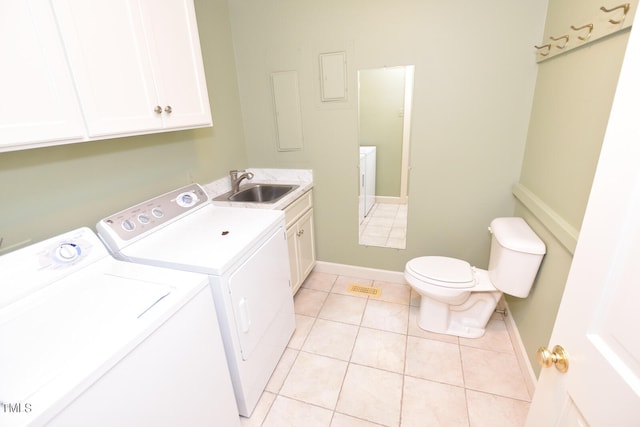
[347,284,381,297]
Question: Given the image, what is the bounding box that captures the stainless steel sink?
[213,184,299,203]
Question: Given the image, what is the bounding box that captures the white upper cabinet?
[52,0,212,137]
[0,0,85,152]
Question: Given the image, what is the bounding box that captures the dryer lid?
[406,256,474,288]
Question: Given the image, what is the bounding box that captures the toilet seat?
[406,256,475,289]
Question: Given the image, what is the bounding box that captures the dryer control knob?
[151,207,164,218]
[122,219,136,232]
[176,191,198,208]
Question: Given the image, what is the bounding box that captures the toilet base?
[417,291,502,339]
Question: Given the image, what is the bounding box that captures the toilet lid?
[406,256,474,289]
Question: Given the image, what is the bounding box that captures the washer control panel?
[1,228,106,309]
[37,229,99,270]
[97,183,209,243]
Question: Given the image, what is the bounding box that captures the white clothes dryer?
[0,227,240,427]
[96,183,295,417]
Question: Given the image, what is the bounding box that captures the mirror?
[358,65,414,249]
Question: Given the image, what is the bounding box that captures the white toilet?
[404,217,545,338]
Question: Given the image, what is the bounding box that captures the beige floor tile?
[386,237,406,248]
[262,395,333,427]
[361,299,409,334]
[459,318,514,354]
[280,351,348,409]
[319,293,368,325]
[332,276,374,298]
[265,347,298,393]
[288,314,315,349]
[294,287,329,317]
[374,280,411,305]
[303,271,338,292]
[336,364,403,426]
[359,234,390,247]
[255,273,533,427]
[302,318,359,360]
[466,389,530,427]
[331,413,386,426]
[461,346,530,401]
[401,376,469,427]
[405,336,464,386]
[241,391,276,427]
[351,327,406,373]
[407,306,459,344]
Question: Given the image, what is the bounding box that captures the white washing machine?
[96,183,295,417]
[0,227,240,427]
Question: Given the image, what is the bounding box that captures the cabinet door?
[286,226,300,293]
[0,0,84,151]
[53,0,210,137]
[53,0,160,137]
[297,209,316,282]
[139,0,212,129]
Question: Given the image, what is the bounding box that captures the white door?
[526,24,640,426]
[227,227,293,360]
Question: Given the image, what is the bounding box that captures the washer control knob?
[138,214,150,224]
[55,243,80,263]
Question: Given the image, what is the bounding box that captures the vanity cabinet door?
[296,209,316,285]
[286,208,316,294]
[0,0,84,152]
[286,226,301,294]
[52,0,211,138]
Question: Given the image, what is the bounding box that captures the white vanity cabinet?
[52,0,211,138]
[0,0,84,152]
[284,190,316,294]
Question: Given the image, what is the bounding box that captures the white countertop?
[204,168,313,211]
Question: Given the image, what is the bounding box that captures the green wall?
[507,0,630,375]
[227,0,547,271]
[0,0,247,252]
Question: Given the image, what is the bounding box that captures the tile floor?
[242,272,531,427]
[359,203,408,249]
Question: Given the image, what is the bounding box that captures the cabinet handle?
[164,105,172,114]
[154,105,162,114]
[297,229,304,237]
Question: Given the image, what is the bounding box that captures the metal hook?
[600,3,630,24]
[570,23,594,41]
[534,44,552,56]
[549,35,569,49]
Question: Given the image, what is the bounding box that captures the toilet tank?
[488,217,546,298]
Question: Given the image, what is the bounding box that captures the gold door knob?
[537,345,569,373]
[154,105,162,114]
[164,105,172,114]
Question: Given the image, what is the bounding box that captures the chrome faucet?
[230,169,254,193]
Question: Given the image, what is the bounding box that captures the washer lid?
[406,256,474,288]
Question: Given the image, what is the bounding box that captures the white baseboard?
[501,298,537,398]
[313,261,405,284]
